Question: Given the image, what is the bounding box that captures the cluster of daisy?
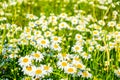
[18,51,53,79]
[0,0,120,79]
[57,53,92,78]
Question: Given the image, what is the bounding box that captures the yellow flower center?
[68,68,74,73]
[26,66,32,71]
[23,58,29,63]
[61,23,64,27]
[41,40,46,44]
[61,62,67,66]
[30,15,34,19]
[46,32,50,35]
[54,44,58,48]
[34,53,40,58]
[82,71,88,77]
[75,46,80,50]
[26,29,30,32]
[54,37,58,41]
[44,66,49,70]
[35,69,42,74]
[93,31,98,35]
[77,64,83,69]
[75,57,80,61]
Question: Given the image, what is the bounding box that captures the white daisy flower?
[81,52,91,59]
[75,34,83,40]
[92,30,100,36]
[19,56,32,67]
[57,60,69,70]
[22,65,35,77]
[59,13,67,19]
[88,46,94,52]
[26,14,38,20]
[48,15,57,23]
[59,22,69,29]
[31,51,44,62]
[71,18,78,25]
[64,66,77,74]
[43,65,53,75]
[29,22,36,28]
[108,21,116,27]
[57,53,70,60]
[98,20,105,26]
[114,68,120,77]
[33,66,45,78]
[24,27,31,34]
[73,62,85,70]
[37,38,49,48]
[116,23,120,30]
[80,71,92,78]
[44,31,52,37]
[72,45,83,53]
[51,43,61,51]
[51,36,62,43]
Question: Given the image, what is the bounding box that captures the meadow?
[0,0,120,80]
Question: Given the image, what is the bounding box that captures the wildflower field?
[0,0,120,80]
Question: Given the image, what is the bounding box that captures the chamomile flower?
[115,35,120,42]
[108,42,115,49]
[76,25,86,32]
[108,21,116,27]
[30,40,36,46]
[37,38,49,48]
[51,43,61,51]
[57,60,69,70]
[98,20,105,26]
[48,15,57,23]
[44,31,52,37]
[88,46,94,52]
[114,68,120,77]
[31,51,44,62]
[35,20,41,25]
[74,62,85,70]
[59,13,67,19]
[24,27,31,34]
[25,34,33,40]
[20,39,29,45]
[72,45,83,53]
[76,39,85,45]
[71,18,78,25]
[43,65,53,75]
[26,14,38,20]
[92,30,100,36]
[57,53,70,60]
[64,66,77,74]
[9,53,18,58]
[59,22,68,29]
[81,71,92,78]
[116,23,120,30]
[34,30,42,37]
[33,67,45,78]
[75,34,83,40]
[51,36,62,43]
[81,52,91,59]
[72,55,81,62]
[79,19,88,27]
[29,22,36,28]
[19,56,32,67]
[22,66,35,76]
